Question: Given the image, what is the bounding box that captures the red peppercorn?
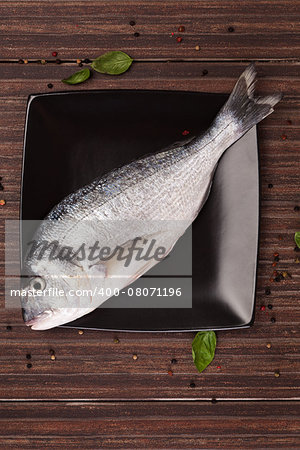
[176,36,183,43]
[178,26,185,32]
[167,370,173,376]
[274,252,279,257]
[287,119,292,125]
[260,305,266,311]
[0,199,6,206]
[281,134,287,140]
[182,130,190,136]
[272,262,277,267]
[216,365,221,369]
[52,51,58,57]
[171,32,174,36]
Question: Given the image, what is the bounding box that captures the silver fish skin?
[22,64,281,330]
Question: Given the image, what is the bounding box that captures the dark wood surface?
[0,1,299,448]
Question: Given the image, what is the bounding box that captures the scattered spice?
[18,59,24,64]
[132,354,138,360]
[271,317,276,323]
[216,365,221,369]
[287,119,292,125]
[268,183,273,188]
[167,370,173,376]
[76,59,81,64]
[84,58,91,64]
[26,354,31,360]
[134,32,140,37]
[282,271,292,279]
[295,258,300,263]
[278,235,283,240]
[171,358,177,364]
[260,305,266,311]
[47,83,53,89]
[176,36,183,43]
[49,349,55,355]
[266,343,271,349]
[78,330,84,335]
[129,20,136,26]
[272,262,277,267]
[228,26,235,32]
[0,199,6,206]
[79,62,83,67]
[6,325,12,331]
[274,370,280,378]
[189,382,196,388]
[27,363,32,369]
[50,354,56,361]
[274,276,281,282]
[113,337,119,344]
[281,134,287,140]
[182,130,190,136]
[178,25,185,32]
[294,246,300,252]
[211,398,217,404]
[294,205,300,212]
[269,277,274,283]
[202,69,208,76]
[40,59,46,65]
[55,59,61,64]
[265,287,271,295]
[171,32,174,36]
[268,304,273,310]
[195,45,200,51]
[274,255,280,262]
[52,51,58,57]
[24,59,28,64]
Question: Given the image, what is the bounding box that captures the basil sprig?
[192,331,216,373]
[295,232,300,248]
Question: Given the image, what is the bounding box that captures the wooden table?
[0,1,299,448]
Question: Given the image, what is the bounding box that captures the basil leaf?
[295,232,300,248]
[91,51,133,75]
[62,68,91,85]
[192,331,216,373]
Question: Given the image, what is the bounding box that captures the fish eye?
[30,277,46,291]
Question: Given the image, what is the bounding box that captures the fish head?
[21,256,93,330]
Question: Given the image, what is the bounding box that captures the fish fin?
[221,64,282,134]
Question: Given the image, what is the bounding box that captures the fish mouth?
[25,310,55,330]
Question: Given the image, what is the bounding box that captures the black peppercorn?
[79,62,83,67]
[134,32,140,37]
[294,206,300,212]
[268,183,273,188]
[265,288,271,295]
[26,353,31,359]
[55,59,61,64]
[47,83,53,89]
[271,317,276,323]
[268,304,273,310]
[228,26,235,32]
[0,183,3,191]
[6,325,12,331]
[190,382,196,388]
[83,58,91,64]
[211,398,217,404]
[129,20,136,26]
[274,276,281,282]
[202,69,208,76]
[274,255,280,262]
[27,363,32,369]
[171,358,177,364]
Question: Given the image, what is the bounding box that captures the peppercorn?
[189,382,196,388]
[176,36,182,43]
[274,276,281,282]
[195,45,200,51]
[27,363,32,369]
[295,258,300,263]
[271,317,276,323]
[272,262,277,267]
[268,304,273,310]
[265,288,271,295]
[211,398,217,404]
[40,59,46,65]
[55,59,61,64]
[47,83,53,89]
[281,134,287,140]
[26,354,31,360]
[79,62,83,67]
[134,32,140,37]
[24,59,28,64]
[294,205,300,212]
[178,26,185,32]
[216,365,221,369]
[6,325,12,331]
[49,349,55,355]
[76,59,81,64]
[113,338,119,344]
[274,256,280,262]
[52,51,58,57]
[84,58,91,64]
[287,119,292,125]
[268,183,273,188]
[182,130,190,136]
[228,26,234,32]
[171,358,177,364]
[50,355,56,361]
[274,371,280,378]
[129,20,136,26]
[294,246,300,252]
[18,59,24,64]
[0,199,6,206]
[260,305,266,311]
[266,343,271,349]
[167,370,173,376]
[132,354,138,360]
[202,69,208,76]
[278,235,283,240]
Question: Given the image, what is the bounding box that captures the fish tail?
[221,64,282,135]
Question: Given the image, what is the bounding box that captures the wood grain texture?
[0,1,299,447]
[0,1,300,59]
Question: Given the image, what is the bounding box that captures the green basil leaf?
[295,232,300,248]
[192,331,216,373]
[91,51,133,75]
[62,68,91,85]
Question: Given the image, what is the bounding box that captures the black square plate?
[21,90,259,331]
